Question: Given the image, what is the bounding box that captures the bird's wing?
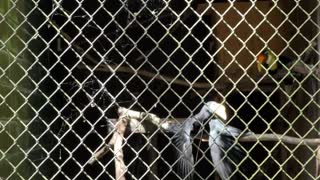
[209,135,233,180]
[211,133,247,180]
[267,50,278,71]
[225,125,254,138]
[222,124,249,160]
[209,120,249,179]
[225,125,242,137]
[172,118,195,179]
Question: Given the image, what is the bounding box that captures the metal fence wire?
[1,0,320,179]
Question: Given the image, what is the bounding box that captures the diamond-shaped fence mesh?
[1,0,320,179]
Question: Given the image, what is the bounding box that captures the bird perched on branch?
[256,49,292,74]
[208,105,253,179]
[169,101,251,180]
[256,49,299,94]
[168,102,221,179]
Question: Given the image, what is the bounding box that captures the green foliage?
[0,0,34,178]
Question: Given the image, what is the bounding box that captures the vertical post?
[316,148,320,176]
[114,117,128,180]
[315,4,320,177]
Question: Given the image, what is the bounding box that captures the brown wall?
[198,1,319,179]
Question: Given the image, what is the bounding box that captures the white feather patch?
[206,101,227,121]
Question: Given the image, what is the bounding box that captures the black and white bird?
[166,101,252,180]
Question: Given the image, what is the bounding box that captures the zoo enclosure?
[1,0,320,179]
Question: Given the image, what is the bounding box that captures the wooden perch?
[292,63,320,77]
[118,107,162,128]
[114,116,127,180]
[90,107,320,165]
[239,134,320,146]
[80,64,215,89]
[88,144,114,165]
[316,147,320,177]
[272,62,320,78]
[77,61,320,92]
[50,19,320,92]
[118,107,320,146]
[88,110,128,180]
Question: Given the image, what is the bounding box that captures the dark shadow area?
[30,0,291,179]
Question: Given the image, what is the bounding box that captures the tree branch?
[90,107,320,165]
[88,110,129,180]
[81,64,215,89]
[316,147,320,177]
[88,144,114,165]
[239,134,320,146]
[112,107,320,146]
[114,116,127,180]
[50,18,320,92]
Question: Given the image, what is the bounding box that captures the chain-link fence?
[1,0,320,179]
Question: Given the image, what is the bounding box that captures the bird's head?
[206,101,227,121]
[256,49,269,72]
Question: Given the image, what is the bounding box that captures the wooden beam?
[114,117,127,180]
[89,106,320,168]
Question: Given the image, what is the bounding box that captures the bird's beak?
[257,62,262,72]
[256,54,267,72]
[215,105,227,121]
[206,102,227,121]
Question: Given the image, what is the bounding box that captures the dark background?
[29,0,284,179]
